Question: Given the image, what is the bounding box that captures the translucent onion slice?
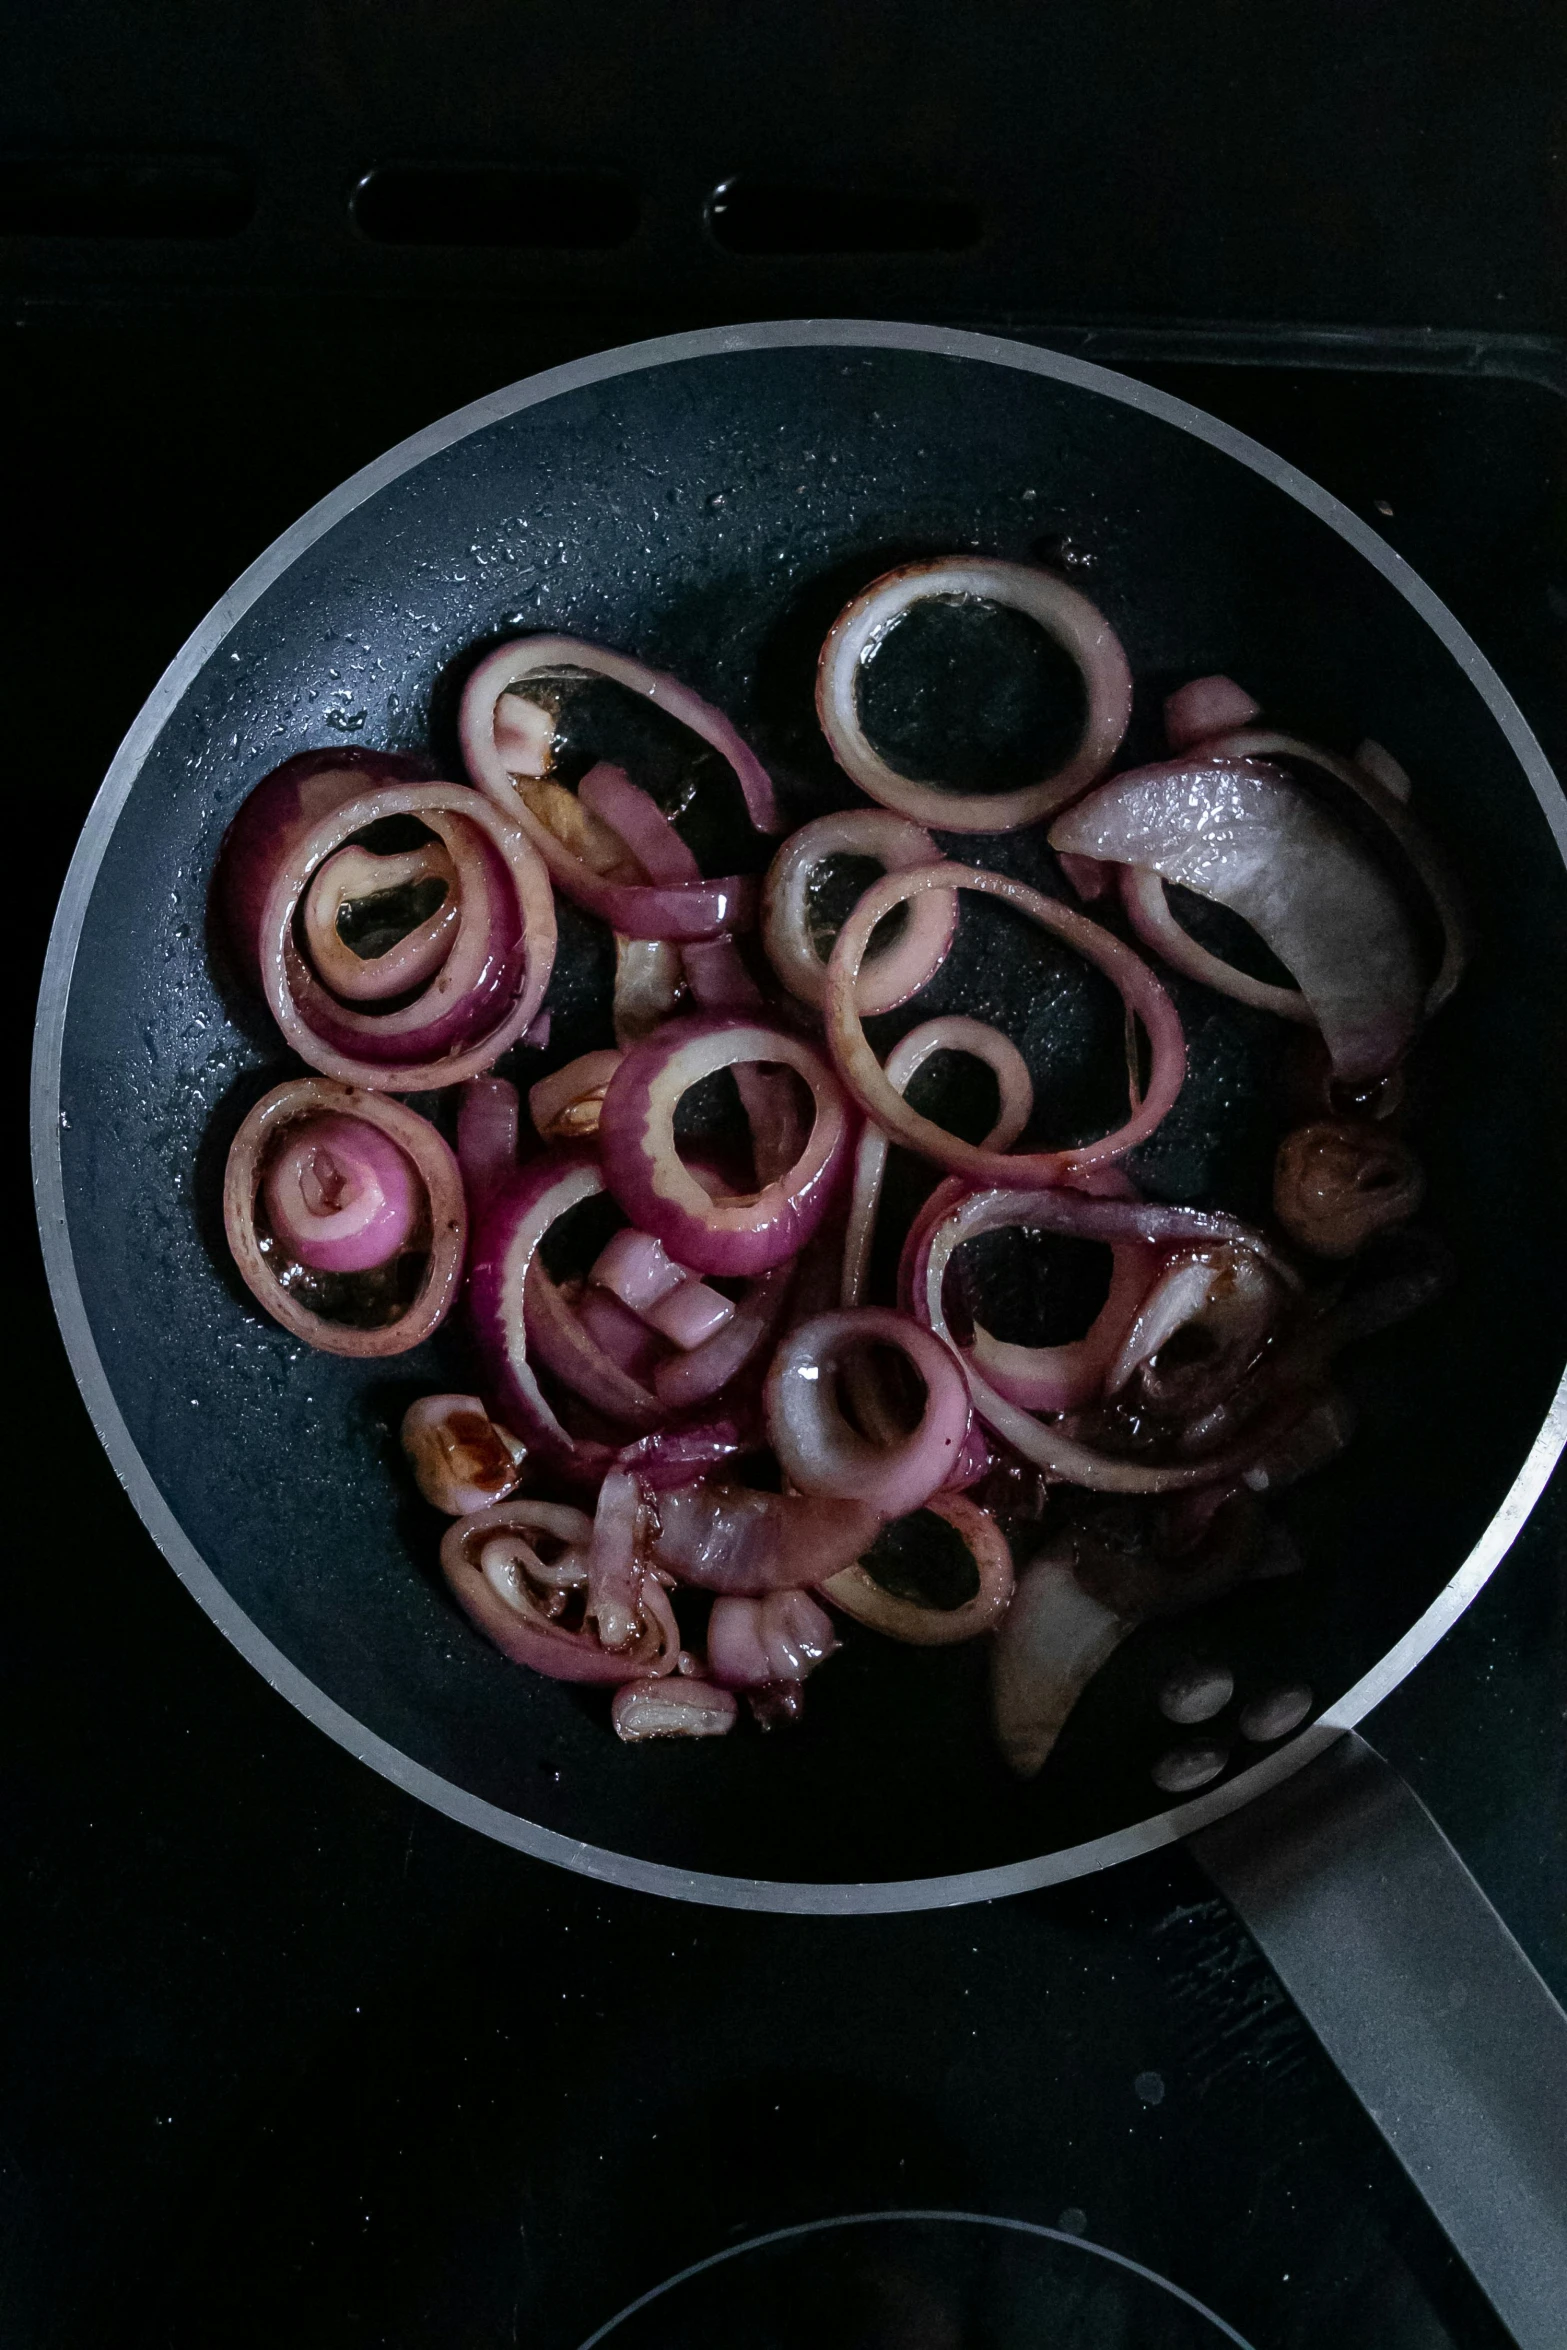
[400,1394,527,1516]
[826,862,1185,1184]
[816,556,1132,833]
[821,1493,1015,1645]
[223,1078,466,1357]
[990,1541,1130,1778]
[765,1307,972,1519]
[762,808,957,1014]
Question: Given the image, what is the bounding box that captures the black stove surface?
[8,303,1565,2350]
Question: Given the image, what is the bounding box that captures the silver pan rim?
[31,316,1567,1915]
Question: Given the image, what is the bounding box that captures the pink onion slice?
[261,1109,419,1274]
[816,556,1132,833]
[523,1263,666,1431]
[457,1076,520,1217]
[592,1225,690,1313]
[214,746,430,975]
[1199,727,1467,1014]
[612,1415,756,1490]
[224,1079,465,1357]
[1119,864,1311,1022]
[258,780,556,1091]
[401,1394,527,1515]
[575,1284,669,1384]
[827,862,1185,1183]
[916,1186,1293,1493]
[1051,758,1424,1082]
[706,1590,839,1687]
[682,935,765,1012]
[762,808,957,1014]
[598,1016,852,1276]
[457,634,775,937]
[442,1499,677,1683]
[301,837,460,1003]
[842,1014,1033,1309]
[1163,674,1261,751]
[820,1492,1014,1645]
[529,1050,624,1142]
[765,1307,972,1519]
[612,1678,738,1740]
[652,1260,794,1409]
[650,1482,884,1596]
[1056,850,1111,901]
[641,1278,736,1350]
[577,762,702,886]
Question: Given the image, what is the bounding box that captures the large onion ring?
[223,1078,466,1357]
[816,556,1132,833]
[761,808,957,1014]
[826,863,1185,1183]
[820,1493,1015,1645]
[764,1306,972,1518]
[258,781,556,1091]
[597,1017,852,1276]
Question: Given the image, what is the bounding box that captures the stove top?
[9,279,1567,2350]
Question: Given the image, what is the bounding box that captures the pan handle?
[1189,1729,1567,2350]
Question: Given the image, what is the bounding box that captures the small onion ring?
[1120,865,1311,1023]
[301,838,459,1003]
[820,1493,1014,1645]
[764,1306,972,1518]
[815,556,1132,833]
[441,1500,678,1683]
[223,1078,465,1357]
[826,862,1185,1183]
[598,1017,852,1277]
[762,808,957,1014]
[258,781,556,1091]
[842,1014,1033,1309]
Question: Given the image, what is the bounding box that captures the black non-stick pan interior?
[45,328,1567,1897]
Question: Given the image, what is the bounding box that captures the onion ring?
[826,862,1185,1183]
[762,808,957,1014]
[597,1016,852,1276]
[816,556,1132,833]
[223,1078,465,1357]
[441,1500,678,1683]
[820,1492,1014,1645]
[765,1306,972,1518]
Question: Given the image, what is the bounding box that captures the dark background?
[7,4,1567,2344]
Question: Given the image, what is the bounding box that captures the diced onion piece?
[611,1679,738,1740]
[401,1394,526,1516]
[816,556,1132,833]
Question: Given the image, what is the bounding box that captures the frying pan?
[31,320,1567,2343]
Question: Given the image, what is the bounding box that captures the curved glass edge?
[30,317,1567,1916]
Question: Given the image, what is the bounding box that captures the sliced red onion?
[523,1264,666,1430]
[468,1149,629,1478]
[612,1415,756,1490]
[577,762,701,885]
[706,1590,839,1688]
[575,1283,669,1384]
[652,1261,794,1409]
[1272,1120,1425,1258]
[827,863,1185,1183]
[916,1186,1293,1493]
[611,1678,738,1740]
[441,1499,677,1683]
[457,1077,520,1218]
[224,1078,465,1357]
[683,935,766,1011]
[261,1110,419,1274]
[529,1050,623,1142]
[614,935,688,1044]
[817,556,1132,833]
[458,634,774,936]
[1163,674,1261,750]
[301,837,459,1003]
[641,1278,736,1350]
[401,1394,527,1515]
[1120,865,1311,1023]
[1051,759,1424,1082]
[765,1307,972,1518]
[214,746,430,975]
[1056,850,1111,901]
[990,1540,1130,1777]
[820,1493,1014,1645]
[650,1482,883,1596]
[1105,1244,1283,1409]
[587,1469,646,1651]
[598,1016,852,1276]
[762,808,958,1014]
[842,1014,1033,1309]
[1201,726,1467,1014]
[593,1226,688,1312]
[257,781,556,1091]
[968,1230,1161,1414]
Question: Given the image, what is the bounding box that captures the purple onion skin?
[214,747,431,980]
